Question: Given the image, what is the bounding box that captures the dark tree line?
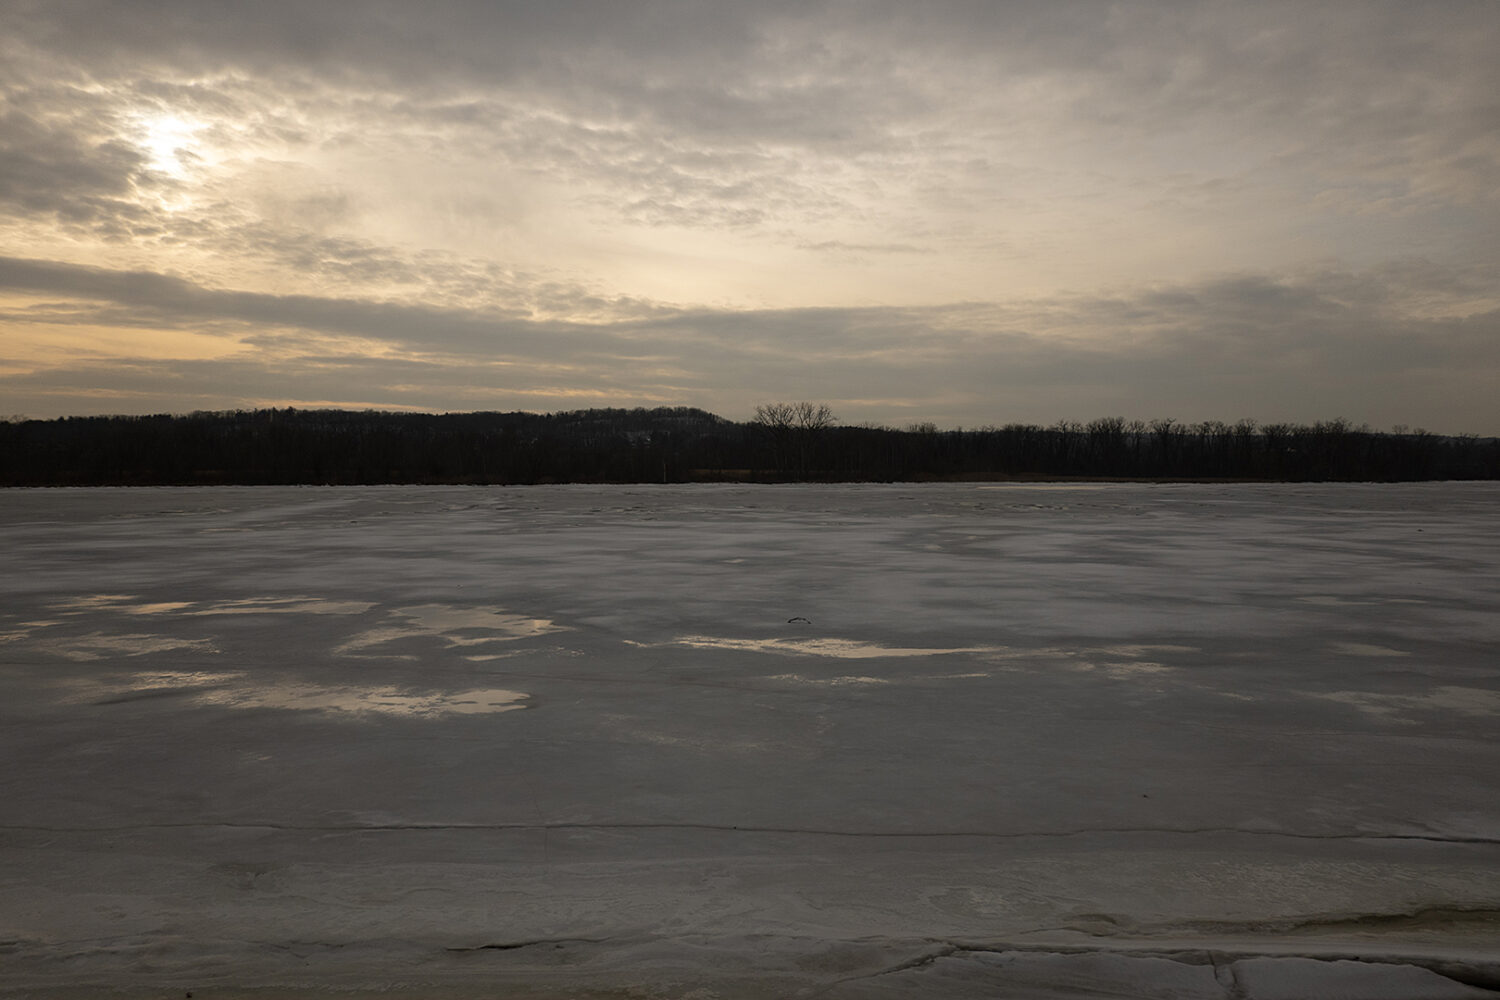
[1,407,1495,486]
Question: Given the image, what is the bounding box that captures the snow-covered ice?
[1,483,1498,998]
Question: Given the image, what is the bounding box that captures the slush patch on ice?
[1330,642,1410,657]
[1315,686,1500,720]
[337,604,564,658]
[668,636,1003,659]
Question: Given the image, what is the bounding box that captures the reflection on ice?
[51,594,139,610]
[769,673,890,686]
[186,597,375,616]
[32,631,219,661]
[110,670,240,689]
[665,636,1003,659]
[123,602,196,615]
[47,594,373,617]
[655,637,1190,681]
[336,604,564,658]
[22,595,558,664]
[1071,659,1174,677]
[397,604,564,642]
[81,670,529,717]
[195,684,529,716]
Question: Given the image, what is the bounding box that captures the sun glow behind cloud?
[135,112,204,177]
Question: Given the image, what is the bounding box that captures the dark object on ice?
[787,616,811,624]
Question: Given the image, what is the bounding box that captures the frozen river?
[2,483,1498,998]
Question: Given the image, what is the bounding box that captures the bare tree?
[752,401,836,477]
[754,401,835,432]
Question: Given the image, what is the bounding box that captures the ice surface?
[1,482,1498,998]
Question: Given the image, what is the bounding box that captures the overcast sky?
[3,1,1497,432]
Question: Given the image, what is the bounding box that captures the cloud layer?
[2,1,1497,431]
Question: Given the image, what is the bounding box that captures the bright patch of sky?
[0,1,1496,432]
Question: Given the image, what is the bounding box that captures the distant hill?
[1,408,1495,485]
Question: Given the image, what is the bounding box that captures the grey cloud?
[0,1,787,92]
[8,2,1497,244]
[0,256,560,353]
[4,255,1497,432]
[0,256,736,376]
[13,3,1474,147]
[10,3,1496,147]
[0,106,151,223]
[0,351,703,417]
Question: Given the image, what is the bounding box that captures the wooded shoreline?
[4,406,1495,486]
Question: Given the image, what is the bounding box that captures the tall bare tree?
[752,401,836,477]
